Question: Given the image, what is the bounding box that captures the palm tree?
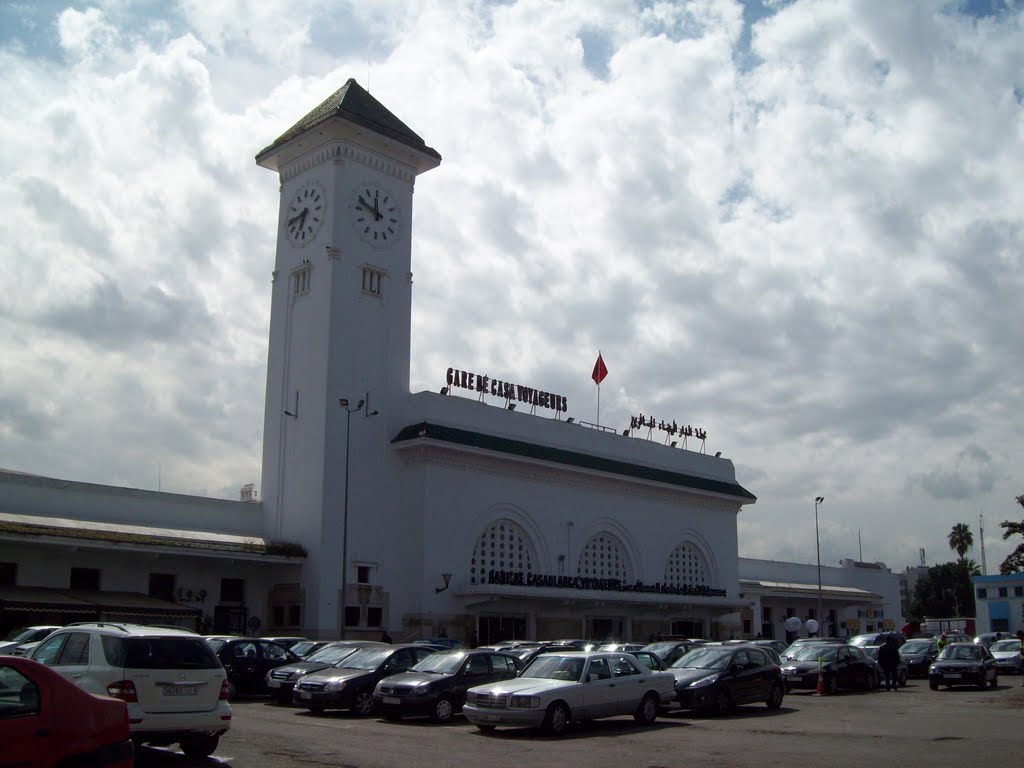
[948,523,973,561]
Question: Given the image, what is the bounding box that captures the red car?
[0,656,133,768]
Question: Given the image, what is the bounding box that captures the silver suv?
[29,622,231,757]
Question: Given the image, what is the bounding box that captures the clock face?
[285,181,326,247]
[351,184,401,247]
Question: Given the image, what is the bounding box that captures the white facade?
[973,574,1024,636]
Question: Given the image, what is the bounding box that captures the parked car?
[848,632,906,649]
[413,637,465,650]
[779,637,846,663]
[596,642,646,653]
[0,656,134,768]
[641,639,703,666]
[262,636,308,649]
[0,625,62,655]
[669,644,785,714]
[861,645,908,687]
[30,622,230,757]
[266,641,387,704]
[631,650,669,671]
[373,649,521,722]
[898,638,939,678]
[973,632,1010,649]
[206,637,302,698]
[988,638,1022,675]
[294,644,436,714]
[780,642,879,693]
[503,643,578,666]
[929,643,998,690]
[462,650,675,736]
[288,640,338,658]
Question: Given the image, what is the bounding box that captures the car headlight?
[687,675,719,689]
[509,695,540,708]
[966,666,980,673]
[781,667,797,674]
[325,680,347,692]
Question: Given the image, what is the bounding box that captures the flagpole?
[596,349,601,426]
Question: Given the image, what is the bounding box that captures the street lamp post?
[339,398,365,639]
[815,496,825,636]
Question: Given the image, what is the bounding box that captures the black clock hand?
[287,208,308,227]
[358,196,383,221]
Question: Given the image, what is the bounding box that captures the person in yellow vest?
[937,633,949,653]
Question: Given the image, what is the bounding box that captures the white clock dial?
[351,184,400,248]
[285,181,326,247]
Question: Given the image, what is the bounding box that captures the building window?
[70,568,100,590]
[344,606,361,627]
[0,562,15,587]
[221,578,245,603]
[1015,587,1023,597]
[578,533,632,581]
[367,607,383,627]
[998,587,1008,597]
[992,617,1010,632]
[273,606,285,625]
[361,266,383,296]
[357,566,371,584]
[808,609,816,620]
[148,573,175,602]
[470,520,537,585]
[762,607,772,623]
[977,588,987,599]
[292,266,311,296]
[289,605,301,626]
[663,542,710,588]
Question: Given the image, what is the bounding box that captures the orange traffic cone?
[814,658,826,696]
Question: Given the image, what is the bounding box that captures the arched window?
[577,533,632,581]
[469,521,536,585]
[664,542,711,587]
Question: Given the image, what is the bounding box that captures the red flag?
[591,353,608,386]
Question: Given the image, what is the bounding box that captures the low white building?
[972,574,1024,637]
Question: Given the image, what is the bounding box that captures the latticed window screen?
[577,534,631,581]
[469,521,535,585]
[664,542,710,587]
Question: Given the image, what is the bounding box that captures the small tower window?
[362,266,384,296]
[292,266,311,296]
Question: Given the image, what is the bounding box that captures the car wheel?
[476,724,496,733]
[929,680,939,691]
[179,734,219,759]
[226,680,237,700]
[634,693,658,724]
[898,669,908,688]
[542,702,570,736]
[430,695,455,723]
[990,674,998,688]
[352,690,375,716]
[825,675,839,695]
[766,683,784,710]
[707,688,732,715]
[309,704,325,714]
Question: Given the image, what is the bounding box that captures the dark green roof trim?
[257,78,441,161]
[391,422,756,501]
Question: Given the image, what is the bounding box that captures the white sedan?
[462,651,676,736]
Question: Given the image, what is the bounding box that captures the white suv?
[29,622,231,757]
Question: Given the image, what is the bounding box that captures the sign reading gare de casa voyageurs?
[445,367,568,413]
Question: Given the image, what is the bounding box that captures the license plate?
[383,696,401,705]
[301,691,312,699]
[476,713,500,722]
[163,686,198,696]
[944,673,961,679]
[267,680,280,688]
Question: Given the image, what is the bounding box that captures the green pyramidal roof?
[256,78,440,162]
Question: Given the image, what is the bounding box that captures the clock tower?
[256,80,441,636]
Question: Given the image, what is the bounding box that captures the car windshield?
[791,645,839,662]
[337,648,391,670]
[290,641,319,656]
[411,652,466,674]
[671,647,733,671]
[990,640,1021,652]
[848,634,878,647]
[205,639,226,652]
[939,645,983,661]
[4,628,41,643]
[644,642,683,657]
[900,640,932,654]
[521,655,585,681]
[307,645,359,664]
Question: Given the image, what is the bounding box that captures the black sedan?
[862,645,908,687]
[294,644,436,714]
[206,637,302,698]
[372,649,520,722]
[642,640,704,666]
[265,641,387,704]
[928,643,998,690]
[669,644,785,715]
[781,643,879,694]
[898,638,939,678]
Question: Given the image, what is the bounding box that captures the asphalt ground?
[134,677,1024,768]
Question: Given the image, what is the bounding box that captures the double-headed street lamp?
[339,397,376,639]
[814,496,825,636]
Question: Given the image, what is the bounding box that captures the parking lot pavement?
[133,681,1024,768]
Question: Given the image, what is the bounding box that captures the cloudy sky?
[1,0,1021,575]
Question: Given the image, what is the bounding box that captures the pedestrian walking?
[878,635,900,691]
